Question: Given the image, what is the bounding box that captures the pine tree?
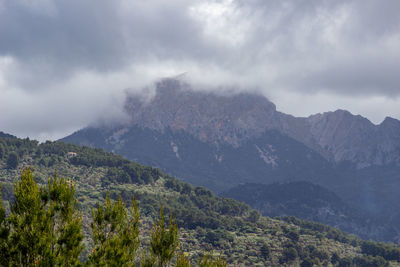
[42,174,84,266]
[0,185,10,266]
[7,168,83,266]
[88,195,140,266]
[140,251,157,267]
[198,252,228,267]
[149,206,180,267]
[175,250,191,267]
[8,168,47,266]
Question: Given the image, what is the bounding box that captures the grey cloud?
[1,0,400,139]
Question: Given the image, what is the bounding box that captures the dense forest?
[1,133,400,266]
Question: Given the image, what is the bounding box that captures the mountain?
[62,78,338,191]
[62,126,336,192]
[122,78,400,168]
[3,134,400,265]
[0,131,16,139]
[305,111,400,167]
[61,78,400,243]
[222,181,390,241]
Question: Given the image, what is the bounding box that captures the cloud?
[1,0,400,139]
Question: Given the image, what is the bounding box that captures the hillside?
[62,126,335,192]
[2,134,400,265]
[222,182,390,241]
[61,78,400,243]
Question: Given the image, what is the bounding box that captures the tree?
[140,251,157,267]
[286,229,300,243]
[281,247,298,263]
[6,152,19,169]
[300,257,314,267]
[248,210,260,223]
[198,252,228,267]
[175,250,191,267]
[0,143,5,159]
[149,206,180,267]
[7,168,83,266]
[0,185,10,266]
[8,167,48,265]
[260,243,270,260]
[88,195,140,266]
[42,173,84,266]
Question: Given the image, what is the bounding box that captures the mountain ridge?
[61,78,400,243]
[120,78,400,167]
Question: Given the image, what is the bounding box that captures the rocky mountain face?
[61,78,400,243]
[124,79,280,147]
[305,111,400,167]
[123,78,400,168]
[62,126,335,192]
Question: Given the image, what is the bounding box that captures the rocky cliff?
[122,78,400,168]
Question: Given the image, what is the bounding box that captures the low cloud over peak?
[1,0,400,140]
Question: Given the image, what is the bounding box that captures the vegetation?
[1,168,83,266]
[0,168,226,266]
[88,195,140,266]
[0,135,400,266]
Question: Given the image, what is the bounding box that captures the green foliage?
[361,240,400,261]
[140,250,157,267]
[300,257,314,267]
[352,255,388,267]
[0,185,10,266]
[175,250,191,267]
[6,152,19,169]
[88,195,140,266]
[260,243,270,260]
[285,228,300,243]
[149,206,180,267]
[247,210,260,223]
[280,246,298,264]
[1,136,400,266]
[204,230,234,247]
[282,216,359,245]
[198,252,227,267]
[0,143,5,159]
[42,173,84,266]
[6,168,83,266]
[338,256,353,267]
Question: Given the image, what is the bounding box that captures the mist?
[1,0,400,140]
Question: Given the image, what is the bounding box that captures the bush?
[6,152,19,169]
[260,243,270,260]
[286,229,300,243]
[281,247,298,263]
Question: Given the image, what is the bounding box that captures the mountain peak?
[125,79,278,145]
[380,116,400,127]
[0,131,16,139]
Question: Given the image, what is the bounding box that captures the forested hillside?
[222,182,393,241]
[1,134,400,266]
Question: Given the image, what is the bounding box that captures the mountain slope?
[122,78,400,167]
[62,78,400,169]
[2,134,400,265]
[305,110,400,167]
[61,78,400,243]
[222,182,389,241]
[63,126,335,191]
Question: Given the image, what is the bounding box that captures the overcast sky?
[1,0,400,141]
